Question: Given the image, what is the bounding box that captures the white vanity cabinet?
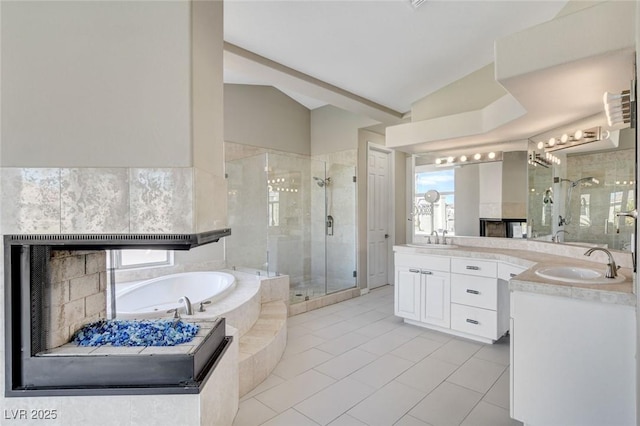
[510,291,636,426]
[449,258,509,343]
[394,251,512,344]
[395,254,450,327]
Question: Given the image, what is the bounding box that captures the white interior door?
[368,146,391,289]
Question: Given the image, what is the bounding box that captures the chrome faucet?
[441,230,448,245]
[178,296,193,315]
[430,230,439,245]
[552,230,569,243]
[584,247,620,278]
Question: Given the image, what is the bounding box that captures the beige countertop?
[393,243,635,306]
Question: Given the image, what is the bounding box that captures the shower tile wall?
[225,146,357,304]
[564,148,635,250]
[226,154,269,273]
[313,150,357,294]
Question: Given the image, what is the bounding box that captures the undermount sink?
[535,266,625,284]
[406,243,458,249]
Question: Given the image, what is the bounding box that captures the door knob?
[385,234,389,238]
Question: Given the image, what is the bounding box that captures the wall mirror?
[409,125,635,251]
[528,126,636,251]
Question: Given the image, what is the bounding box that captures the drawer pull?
[466,289,480,295]
[510,273,517,278]
[466,266,480,270]
[409,269,420,273]
[421,270,433,275]
[466,319,479,325]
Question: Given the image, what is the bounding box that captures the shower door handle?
[617,209,637,220]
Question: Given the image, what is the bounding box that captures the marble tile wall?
[60,168,130,234]
[1,168,61,233]
[0,167,218,234]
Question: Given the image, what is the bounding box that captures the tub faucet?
[430,230,439,245]
[584,247,620,278]
[178,296,193,315]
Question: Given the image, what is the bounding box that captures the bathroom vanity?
[394,246,526,344]
[394,240,636,426]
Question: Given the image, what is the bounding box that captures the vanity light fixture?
[528,152,560,168]
[604,80,636,128]
[433,151,502,167]
[603,89,633,127]
[542,126,606,153]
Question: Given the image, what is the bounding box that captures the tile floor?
[233,285,523,426]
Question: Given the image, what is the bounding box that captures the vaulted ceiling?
[223,0,568,117]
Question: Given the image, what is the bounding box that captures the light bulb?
[447,156,455,163]
[548,137,556,147]
[488,152,496,159]
[574,130,583,140]
[537,141,544,150]
[560,134,569,144]
[435,158,442,165]
[459,155,468,162]
[473,153,481,161]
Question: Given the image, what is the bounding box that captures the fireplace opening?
[4,231,232,397]
[479,218,527,238]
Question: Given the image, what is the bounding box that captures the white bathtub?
[116,271,236,319]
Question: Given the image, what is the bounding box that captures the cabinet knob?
[466,265,480,270]
[466,289,480,295]
[510,273,517,278]
[409,268,420,273]
[421,270,433,275]
[466,319,479,325]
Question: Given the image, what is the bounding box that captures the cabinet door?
[420,270,450,328]
[395,267,421,321]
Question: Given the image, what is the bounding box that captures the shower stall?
[226,152,357,303]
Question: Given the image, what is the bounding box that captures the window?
[414,167,455,236]
[112,249,173,270]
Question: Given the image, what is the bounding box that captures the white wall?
[1,1,192,167]
[455,164,480,236]
[224,84,311,155]
[479,162,503,219]
[311,105,379,155]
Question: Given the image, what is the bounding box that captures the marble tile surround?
[1,167,228,234]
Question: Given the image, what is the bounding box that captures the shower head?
[570,177,599,188]
[313,177,331,187]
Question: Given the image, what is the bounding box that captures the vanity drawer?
[451,303,498,340]
[395,254,450,272]
[451,258,497,278]
[451,275,497,310]
[498,262,527,281]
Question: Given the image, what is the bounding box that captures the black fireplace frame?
[479,218,527,238]
[4,230,233,397]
